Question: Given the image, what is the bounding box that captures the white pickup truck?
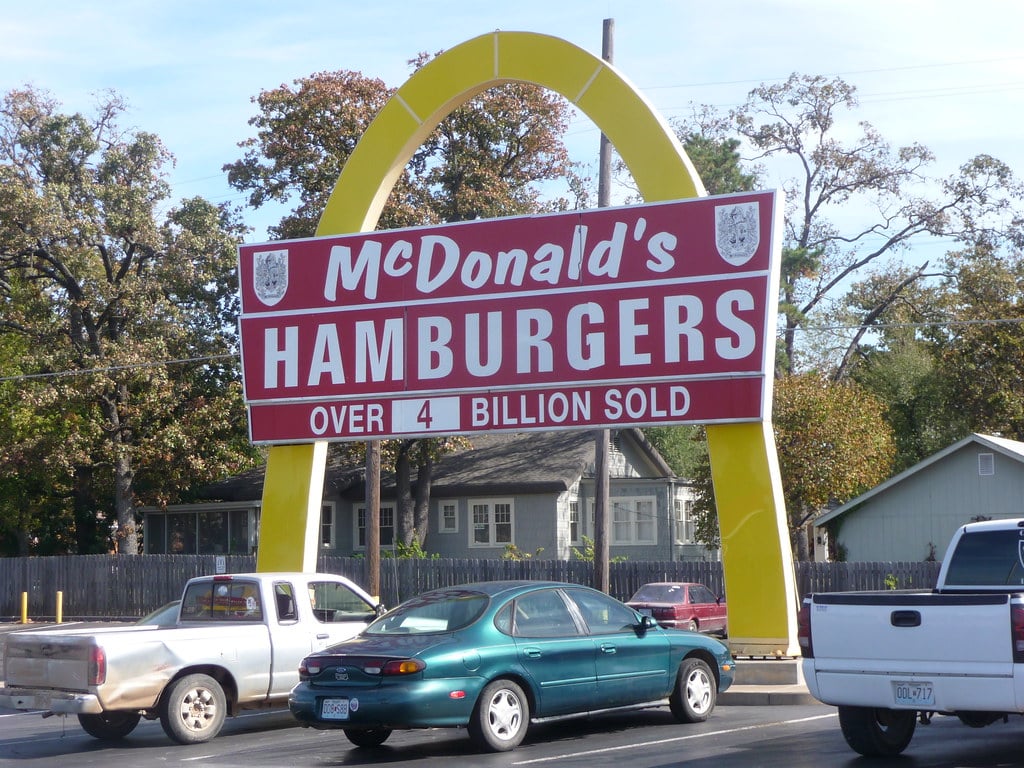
[799,517,1024,757]
[0,571,380,744]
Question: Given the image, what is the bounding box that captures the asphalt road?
[6,701,1024,768]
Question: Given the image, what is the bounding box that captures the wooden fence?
[0,554,942,620]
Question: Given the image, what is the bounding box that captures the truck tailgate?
[807,592,1021,711]
[4,632,96,692]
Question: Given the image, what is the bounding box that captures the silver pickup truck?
[0,571,380,744]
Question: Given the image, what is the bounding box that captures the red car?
[627,582,727,636]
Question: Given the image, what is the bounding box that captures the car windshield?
[630,584,685,603]
[365,589,488,635]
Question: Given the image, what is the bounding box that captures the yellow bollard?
[56,590,63,624]
[20,591,28,624]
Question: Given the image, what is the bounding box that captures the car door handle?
[600,644,617,654]
[316,633,330,639]
[523,648,542,658]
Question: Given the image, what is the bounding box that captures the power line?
[0,353,236,384]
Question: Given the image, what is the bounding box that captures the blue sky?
[3,0,1023,244]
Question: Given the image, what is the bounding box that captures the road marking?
[512,714,838,765]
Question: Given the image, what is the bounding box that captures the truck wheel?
[159,673,227,744]
[344,727,392,747]
[467,679,529,752]
[77,711,141,740]
[838,705,916,756]
[669,657,716,723]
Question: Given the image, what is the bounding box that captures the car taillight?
[380,658,425,676]
[88,646,106,686]
[797,599,813,659]
[1011,604,1024,663]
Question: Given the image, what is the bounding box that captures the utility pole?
[593,17,614,594]
[365,442,381,601]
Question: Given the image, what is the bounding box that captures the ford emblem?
[334,667,349,681]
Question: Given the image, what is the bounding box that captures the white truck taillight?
[797,599,814,658]
[88,646,107,686]
[1011,604,1024,663]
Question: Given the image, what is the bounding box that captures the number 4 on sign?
[417,400,433,429]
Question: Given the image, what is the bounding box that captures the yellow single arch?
[255,30,798,656]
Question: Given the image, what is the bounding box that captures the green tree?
[0,87,259,554]
[772,373,895,559]
[225,60,580,240]
[929,245,1024,441]
[715,74,1019,377]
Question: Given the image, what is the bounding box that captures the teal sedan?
[288,580,735,752]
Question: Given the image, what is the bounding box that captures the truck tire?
[77,711,141,740]
[669,657,716,722]
[159,673,227,744]
[838,705,916,756]
[344,727,392,747]
[467,679,529,752]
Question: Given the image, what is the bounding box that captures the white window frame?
[355,505,395,549]
[610,496,657,545]
[674,497,696,545]
[569,500,581,545]
[469,498,514,548]
[320,502,337,549]
[438,500,459,533]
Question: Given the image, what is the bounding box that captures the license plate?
[321,698,350,720]
[892,681,934,707]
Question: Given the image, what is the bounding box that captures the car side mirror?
[637,614,657,634]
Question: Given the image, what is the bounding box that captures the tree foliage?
[0,87,259,555]
[225,58,581,240]
[772,373,895,557]
[709,74,1021,377]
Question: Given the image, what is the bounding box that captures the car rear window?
[944,529,1024,586]
[366,589,487,635]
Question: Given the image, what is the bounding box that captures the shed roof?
[814,432,1024,527]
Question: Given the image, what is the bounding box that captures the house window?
[320,503,336,549]
[978,453,995,476]
[439,501,458,533]
[569,501,580,544]
[356,506,395,548]
[674,498,696,544]
[146,508,255,555]
[611,497,656,545]
[470,499,514,547]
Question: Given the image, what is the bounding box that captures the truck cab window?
[308,581,376,623]
[274,583,297,622]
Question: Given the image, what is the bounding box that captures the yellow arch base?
[255,31,799,655]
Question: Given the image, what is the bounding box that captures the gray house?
[814,433,1024,562]
[142,429,714,562]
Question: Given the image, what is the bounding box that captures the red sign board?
[238,191,781,443]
